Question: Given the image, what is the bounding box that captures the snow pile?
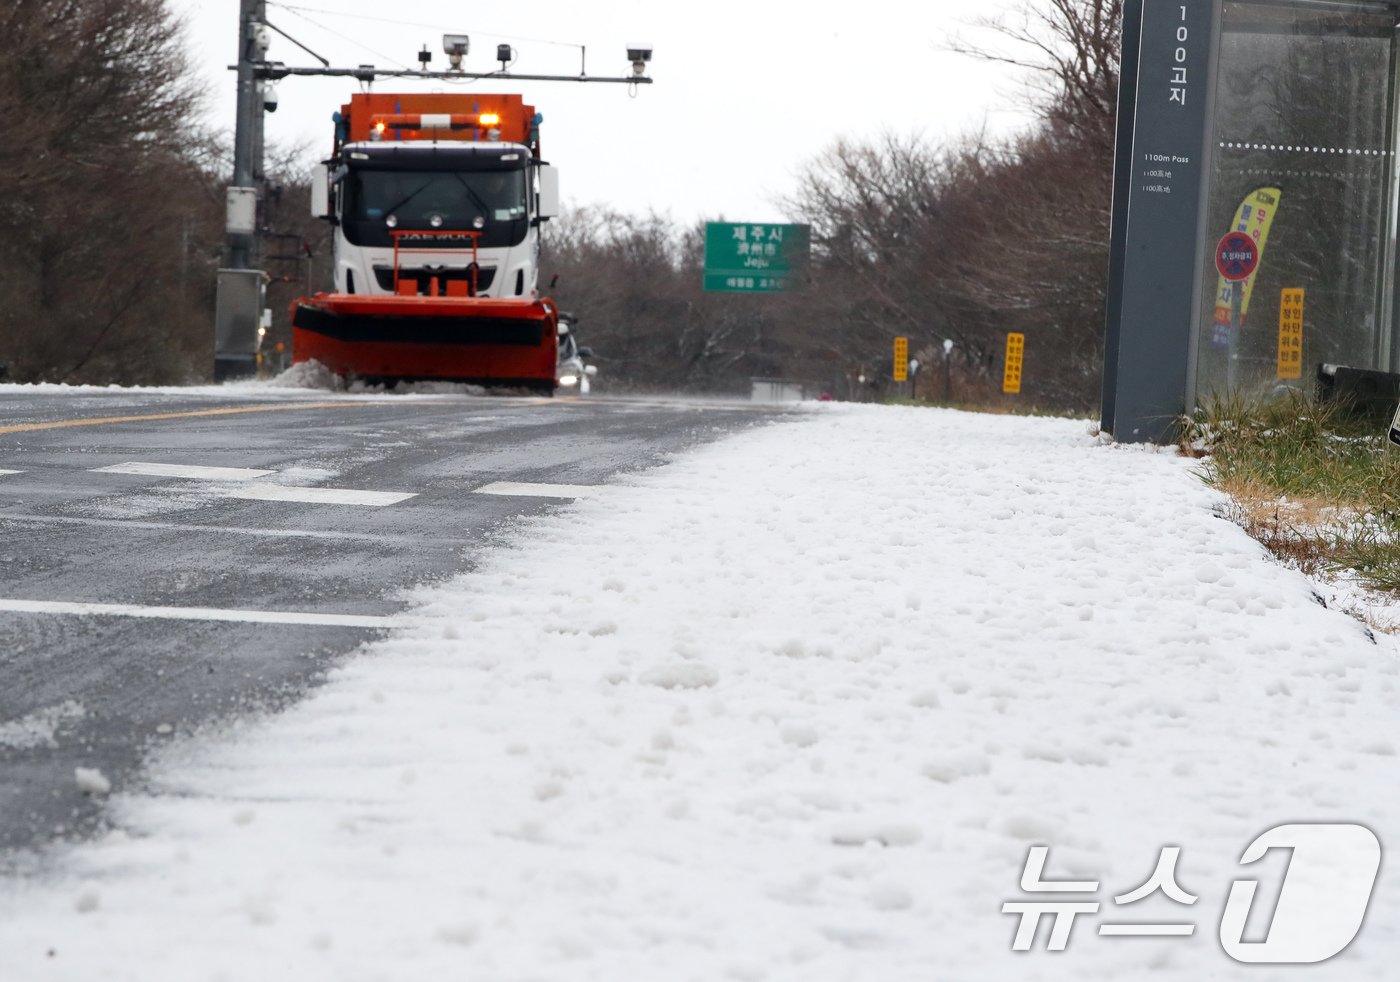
[0,701,85,750]
[351,379,491,397]
[1,405,1398,981]
[72,768,111,797]
[262,359,340,391]
[261,359,495,397]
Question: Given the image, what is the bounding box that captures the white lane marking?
[0,513,465,544]
[0,469,23,476]
[0,598,397,629]
[227,484,417,507]
[474,481,604,499]
[93,462,274,481]
[89,461,416,507]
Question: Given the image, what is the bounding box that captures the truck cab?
[324,140,558,301]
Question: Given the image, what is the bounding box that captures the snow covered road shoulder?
[2,404,1397,981]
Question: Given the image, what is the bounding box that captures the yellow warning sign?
[893,336,909,382]
[1277,288,1304,380]
[1003,333,1025,394]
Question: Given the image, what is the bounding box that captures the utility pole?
[231,0,265,268]
[215,0,268,381]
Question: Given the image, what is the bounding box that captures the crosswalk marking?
[227,484,417,507]
[0,598,397,628]
[93,462,274,481]
[474,481,604,499]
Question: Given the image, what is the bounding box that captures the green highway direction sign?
[703,222,810,293]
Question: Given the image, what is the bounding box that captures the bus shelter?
[1104,0,1400,441]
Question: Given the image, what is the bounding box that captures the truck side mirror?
[536,163,560,221]
[310,162,332,219]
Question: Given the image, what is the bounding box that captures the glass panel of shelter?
[1195,0,1400,402]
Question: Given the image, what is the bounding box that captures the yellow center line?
[0,401,374,435]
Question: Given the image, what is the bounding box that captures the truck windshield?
[342,168,529,249]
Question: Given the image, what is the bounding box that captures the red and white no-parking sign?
[1215,232,1259,282]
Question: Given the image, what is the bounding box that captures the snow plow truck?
[292,93,562,390]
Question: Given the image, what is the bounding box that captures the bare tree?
[543,207,777,393]
[0,0,221,383]
[950,0,1123,155]
[534,0,1125,406]
[779,0,1125,410]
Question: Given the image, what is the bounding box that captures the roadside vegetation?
[0,0,326,386]
[550,1,1121,410]
[1181,395,1400,596]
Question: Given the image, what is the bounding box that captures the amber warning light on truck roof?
[368,112,505,141]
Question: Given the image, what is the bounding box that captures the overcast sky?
[172,0,1037,224]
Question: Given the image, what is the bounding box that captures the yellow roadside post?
[1003,333,1025,395]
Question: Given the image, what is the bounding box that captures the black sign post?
[1102,0,1222,442]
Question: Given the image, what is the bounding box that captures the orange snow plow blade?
[290,293,558,389]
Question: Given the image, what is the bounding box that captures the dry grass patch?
[1213,478,1340,577]
[1184,393,1400,597]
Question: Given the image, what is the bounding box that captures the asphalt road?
[0,387,784,866]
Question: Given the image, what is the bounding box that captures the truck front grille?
[372,266,496,294]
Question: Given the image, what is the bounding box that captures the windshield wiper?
[378,180,431,219]
[451,173,494,218]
